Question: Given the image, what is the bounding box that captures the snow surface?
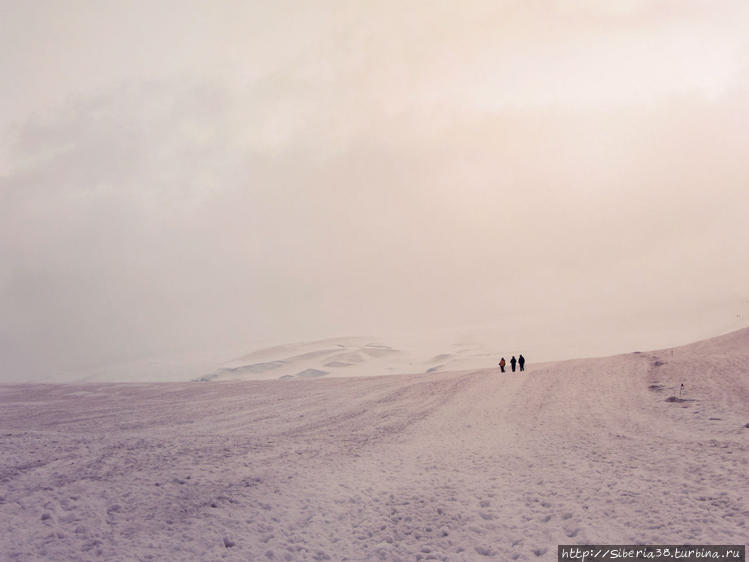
[1,328,748,560]
[196,336,503,383]
[68,334,513,384]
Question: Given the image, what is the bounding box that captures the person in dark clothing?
[498,357,506,373]
[518,354,525,372]
[510,356,517,372]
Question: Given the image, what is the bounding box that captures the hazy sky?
[2,1,749,382]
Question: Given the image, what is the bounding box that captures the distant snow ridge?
[194,336,497,382]
[280,368,328,380]
[1,326,748,559]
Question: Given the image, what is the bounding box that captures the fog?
[2,1,749,382]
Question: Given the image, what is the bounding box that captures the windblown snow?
[1,328,748,560]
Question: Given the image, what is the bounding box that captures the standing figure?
[518,354,525,372]
[498,357,506,373]
[510,356,517,372]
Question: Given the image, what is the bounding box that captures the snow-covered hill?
[1,328,747,560]
[195,335,503,382]
[64,334,508,384]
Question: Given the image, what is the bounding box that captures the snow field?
[1,329,748,560]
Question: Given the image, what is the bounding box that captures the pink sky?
[1,1,748,381]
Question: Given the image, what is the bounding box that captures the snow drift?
[1,328,747,560]
[196,336,502,383]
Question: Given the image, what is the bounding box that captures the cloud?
[1,2,749,381]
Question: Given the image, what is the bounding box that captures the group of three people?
[498,354,525,373]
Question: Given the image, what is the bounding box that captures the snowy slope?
[0,328,747,560]
[67,335,504,384]
[194,336,502,382]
